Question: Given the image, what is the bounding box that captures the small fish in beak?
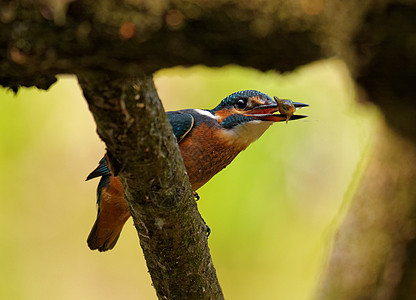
[274,96,296,123]
[274,96,309,124]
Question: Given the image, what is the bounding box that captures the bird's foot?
[200,214,211,237]
[206,224,211,237]
[193,191,200,201]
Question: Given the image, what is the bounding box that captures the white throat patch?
[222,120,273,147]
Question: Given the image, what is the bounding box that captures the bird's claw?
[200,214,211,237]
[193,191,200,201]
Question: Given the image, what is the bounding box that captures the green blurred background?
[0,60,377,299]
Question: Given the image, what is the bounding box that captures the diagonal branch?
[77,72,223,300]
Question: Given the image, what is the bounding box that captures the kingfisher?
[86,90,308,252]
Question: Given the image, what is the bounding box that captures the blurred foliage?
[0,60,377,299]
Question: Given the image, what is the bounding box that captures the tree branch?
[1,0,323,90]
[78,72,223,300]
[317,121,416,299]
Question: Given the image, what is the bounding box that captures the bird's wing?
[86,157,111,181]
[167,111,194,143]
[87,113,194,180]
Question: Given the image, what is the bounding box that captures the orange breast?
[178,124,246,190]
[99,176,130,226]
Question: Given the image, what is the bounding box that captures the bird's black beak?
[245,102,278,115]
[245,101,308,122]
[292,102,309,108]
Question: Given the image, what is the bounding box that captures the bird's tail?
[87,158,130,252]
[86,176,130,252]
[87,218,122,252]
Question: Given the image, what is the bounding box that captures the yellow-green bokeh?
[0,61,377,299]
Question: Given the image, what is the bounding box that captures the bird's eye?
[236,98,248,109]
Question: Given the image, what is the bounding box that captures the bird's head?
[211,90,308,147]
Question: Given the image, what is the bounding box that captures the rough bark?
[0,0,326,91]
[78,73,223,300]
